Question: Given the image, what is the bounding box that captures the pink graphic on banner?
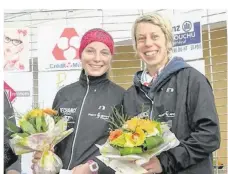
[52,28,80,60]
[4,81,17,103]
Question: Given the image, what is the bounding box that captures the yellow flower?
[125,117,141,131]
[124,127,146,147]
[125,117,161,136]
[139,119,158,134]
[27,109,44,118]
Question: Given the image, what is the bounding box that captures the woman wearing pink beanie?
[32,28,125,174]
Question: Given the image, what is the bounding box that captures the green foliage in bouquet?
[7,108,61,138]
[108,105,130,130]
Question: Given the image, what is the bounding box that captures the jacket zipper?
[67,76,90,169]
[139,88,154,120]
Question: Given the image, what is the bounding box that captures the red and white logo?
[4,81,17,103]
[52,28,81,60]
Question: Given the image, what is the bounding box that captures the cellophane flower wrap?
[96,107,180,174]
[6,108,74,174]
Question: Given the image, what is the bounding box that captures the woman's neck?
[147,58,169,76]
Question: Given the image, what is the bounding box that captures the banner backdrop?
[38,70,81,108]
[172,12,203,61]
[4,72,33,115]
[4,28,30,72]
[38,22,101,71]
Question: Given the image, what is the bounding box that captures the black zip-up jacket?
[52,70,125,173]
[123,57,220,174]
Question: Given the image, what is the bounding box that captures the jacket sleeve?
[4,91,21,172]
[122,88,141,116]
[5,157,21,173]
[4,91,14,121]
[92,157,115,174]
[158,71,220,173]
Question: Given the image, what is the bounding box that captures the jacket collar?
[79,69,109,86]
[134,57,190,91]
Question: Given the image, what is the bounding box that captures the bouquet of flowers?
[96,107,179,173]
[107,117,164,155]
[6,108,74,174]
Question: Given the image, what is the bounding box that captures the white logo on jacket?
[166,87,174,93]
[158,111,174,128]
[158,111,175,118]
[88,105,109,120]
[59,107,77,124]
[60,108,77,115]
[63,116,75,124]
[98,105,106,110]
